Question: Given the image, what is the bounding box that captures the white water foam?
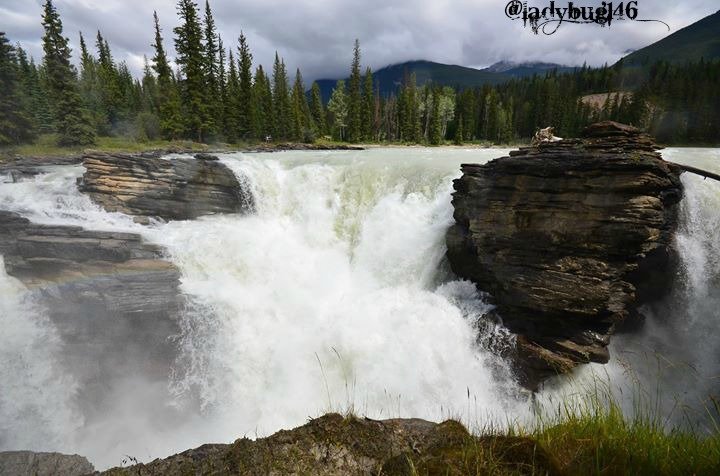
[0,147,718,467]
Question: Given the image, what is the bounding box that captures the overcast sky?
[1,0,717,82]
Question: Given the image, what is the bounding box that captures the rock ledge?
[446,121,684,388]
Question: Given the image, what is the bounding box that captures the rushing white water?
[0,257,80,451]
[0,147,718,468]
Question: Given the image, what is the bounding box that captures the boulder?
[0,451,94,476]
[78,152,254,221]
[99,413,560,475]
[446,122,684,389]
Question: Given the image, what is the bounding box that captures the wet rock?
[0,451,94,476]
[446,121,684,389]
[0,210,182,406]
[99,413,560,475]
[78,152,254,221]
[193,153,219,161]
[0,155,83,181]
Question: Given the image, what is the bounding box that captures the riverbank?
[0,134,523,163]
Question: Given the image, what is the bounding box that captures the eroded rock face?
[78,152,254,221]
[0,210,182,404]
[446,122,683,389]
[100,413,560,475]
[0,451,94,476]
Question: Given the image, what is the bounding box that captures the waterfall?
[0,147,718,468]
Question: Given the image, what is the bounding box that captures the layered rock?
[100,413,559,475]
[0,210,182,402]
[78,152,254,221]
[446,122,684,388]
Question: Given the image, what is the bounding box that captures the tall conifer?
[41,0,95,145]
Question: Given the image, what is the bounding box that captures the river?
[0,147,717,469]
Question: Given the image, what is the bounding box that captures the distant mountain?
[621,10,720,66]
[314,60,574,103]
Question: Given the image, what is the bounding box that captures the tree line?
[0,0,718,148]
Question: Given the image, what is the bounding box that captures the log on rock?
[78,152,255,221]
[446,121,684,389]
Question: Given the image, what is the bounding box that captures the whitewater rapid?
[0,147,718,468]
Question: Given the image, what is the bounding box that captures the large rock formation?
[0,451,94,476]
[0,210,182,402]
[100,413,560,475]
[78,152,254,221]
[446,122,684,388]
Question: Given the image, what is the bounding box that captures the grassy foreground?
[101,397,720,475]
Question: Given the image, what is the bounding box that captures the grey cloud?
[1,0,717,82]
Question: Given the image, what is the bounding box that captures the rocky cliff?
[78,152,254,221]
[100,413,559,475]
[446,122,684,388]
[0,210,182,404]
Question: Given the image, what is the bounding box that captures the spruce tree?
[217,38,228,140]
[0,32,35,145]
[225,49,241,142]
[310,81,326,137]
[346,39,362,142]
[252,65,274,140]
[361,67,374,141]
[290,68,313,142]
[237,32,253,139]
[454,113,464,145]
[152,11,183,139]
[202,0,220,136]
[174,0,210,142]
[41,0,95,145]
[16,49,53,134]
[272,53,291,140]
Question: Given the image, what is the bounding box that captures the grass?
[523,398,720,475]
[0,134,215,161]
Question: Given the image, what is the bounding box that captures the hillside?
[621,10,720,66]
[314,60,573,102]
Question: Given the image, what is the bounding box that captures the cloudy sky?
[1,0,717,82]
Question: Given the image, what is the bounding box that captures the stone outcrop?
[0,451,94,476]
[446,122,684,389]
[0,155,83,182]
[100,413,560,475]
[0,210,182,403]
[78,152,254,221]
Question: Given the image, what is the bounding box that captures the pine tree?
[454,113,464,145]
[41,0,95,145]
[0,32,35,145]
[237,32,253,139]
[174,0,210,142]
[310,82,326,137]
[152,11,183,139]
[95,30,122,131]
[202,0,220,136]
[327,79,348,141]
[290,68,313,142]
[225,49,241,142]
[252,65,274,140]
[361,67,374,141]
[272,53,291,140]
[216,37,228,140]
[346,39,362,142]
[16,48,53,133]
[77,32,106,133]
